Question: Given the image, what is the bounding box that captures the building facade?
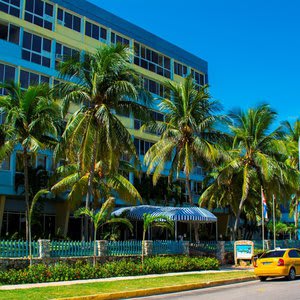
[0,0,208,239]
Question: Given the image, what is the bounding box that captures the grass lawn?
[0,271,255,300]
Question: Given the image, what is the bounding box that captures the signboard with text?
[234,240,254,265]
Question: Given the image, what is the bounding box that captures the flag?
[262,190,268,220]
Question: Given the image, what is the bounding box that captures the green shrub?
[0,256,219,285]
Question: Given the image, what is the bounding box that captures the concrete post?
[38,239,51,258]
[182,241,189,255]
[143,240,153,256]
[217,241,225,263]
[96,240,108,257]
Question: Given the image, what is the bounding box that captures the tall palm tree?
[282,119,300,238]
[75,197,133,266]
[55,44,150,239]
[203,104,298,240]
[144,75,225,240]
[0,82,61,240]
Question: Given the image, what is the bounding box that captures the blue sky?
[90,0,300,123]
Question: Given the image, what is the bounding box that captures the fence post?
[216,241,225,264]
[96,240,108,257]
[182,241,189,255]
[143,240,153,256]
[38,239,51,258]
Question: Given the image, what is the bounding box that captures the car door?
[288,250,300,274]
[295,250,300,274]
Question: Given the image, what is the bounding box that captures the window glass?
[0,63,15,95]
[134,42,171,78]
[85,20,107,42]
[0,0,20,17]
[260,250,286,258]
[36,154,47,168]
[0,156,10,170]
[57,8,81,32]
[288,250,300,258]
[20,69,49,89]
[55,43,80,70]
[111,31,130,46]
[22,31,52,67]
[25,0,53,30]
[0,21,19,45]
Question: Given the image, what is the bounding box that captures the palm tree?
[75,197,133,266]
[144,75,225,240]
[28,189,49,265]
[282,119,300,239]
[0,82,61,240]
[142,213,174,265]
[55,44,150,239]
[51,160,142,236]
[202,104,298,240]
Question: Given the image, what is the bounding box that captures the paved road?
[129,278,300,300]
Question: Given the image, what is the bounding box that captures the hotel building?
[0,0,208,239]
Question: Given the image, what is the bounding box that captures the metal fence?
[0,240,39,258]
[107,241,142,256]
[50,241,94,257]
[189,241,218,255]
[152,240,184,255]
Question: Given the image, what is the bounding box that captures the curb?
[54,276,257,300]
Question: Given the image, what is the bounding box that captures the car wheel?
[259,276,267,282]
[286,267,296,281]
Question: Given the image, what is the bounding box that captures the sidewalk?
[0,266,254,290]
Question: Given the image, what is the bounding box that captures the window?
[111,32,129,46]
[134,138,154,156]
[0,156,10,170]
[85,21,107,42]
[260,250,286,258]
[0,63,15,95]
[25,0,53,30]
[134,42,171,78]
[0,21,19,44]
[0,0,20,18]
[57,8,81,32]
[16,152,33,172]
[22,31,51,67]
[55,43,80,69]
[143,76,168,98]
[193,181,203,195]
[36,154,47,169]
[20,69,50,89]
[134,110,164,135]
[191,69,205,88]
[174,62,188,77]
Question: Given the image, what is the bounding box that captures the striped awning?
[112,205,217,223]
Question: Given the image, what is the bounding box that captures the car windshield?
[260,250,286,258]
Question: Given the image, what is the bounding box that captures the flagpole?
[273,194,276,249]
[261,186,265,251]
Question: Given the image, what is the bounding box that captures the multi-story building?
[0,0,208,239]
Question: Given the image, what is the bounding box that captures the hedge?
[0,256,219,284]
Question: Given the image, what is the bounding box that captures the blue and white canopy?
[112,205,217,223]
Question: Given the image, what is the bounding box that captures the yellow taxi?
[254,248,300,281]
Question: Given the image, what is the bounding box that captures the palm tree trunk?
[28,217,32,266]
[84,134,98,241]
[23,148,30,242]
[233,197,246,241]
[142,229,146,266]
[93,224,97,267]
[185,177,199,241]
[295,198,299,240]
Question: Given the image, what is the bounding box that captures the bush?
[0,256,219,285]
